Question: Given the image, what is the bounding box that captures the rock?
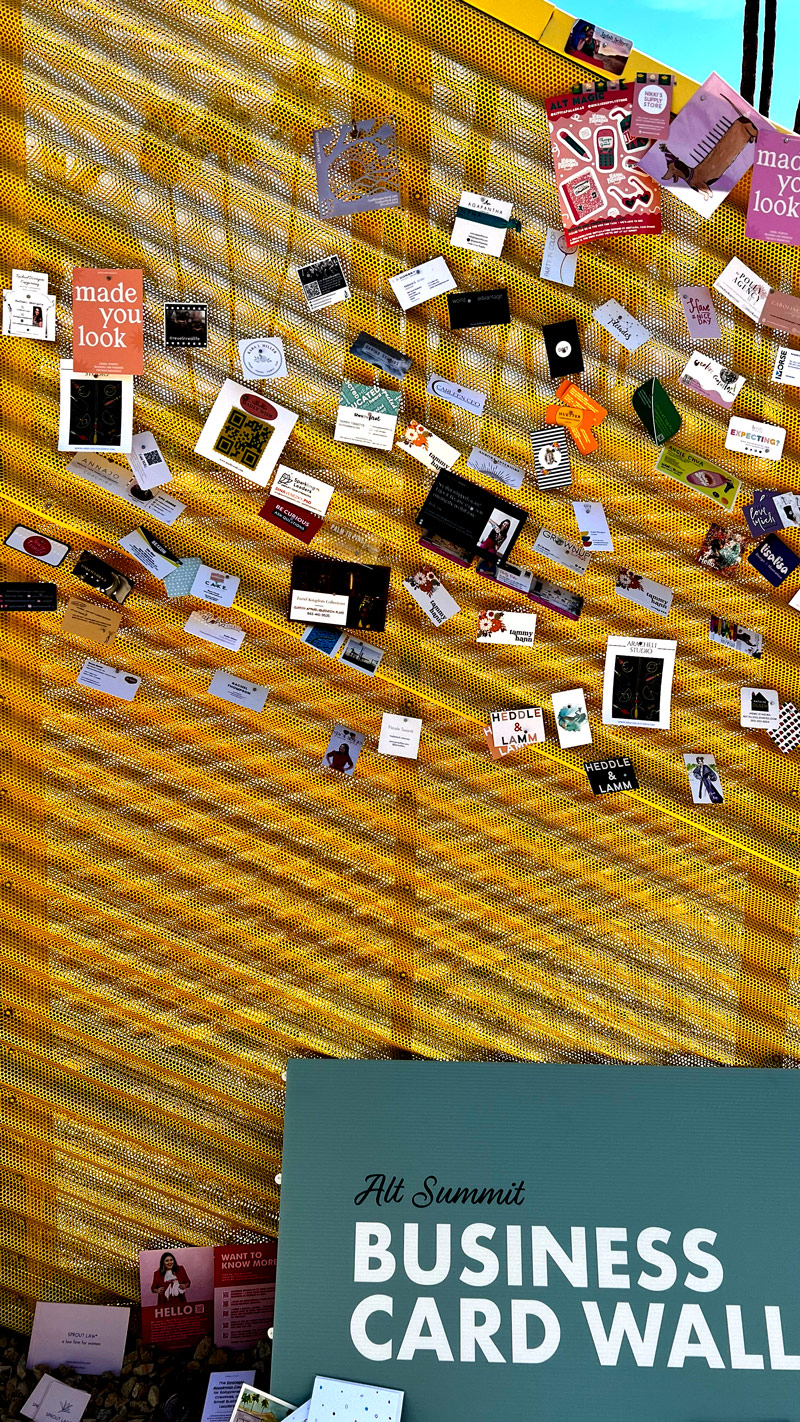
[192,1338,212,1363]
[121,1378,137,1398]
[134,1365,154,1376]
[14,1365,24,1383]
[148,1386,159,1407]
[206,1352,227,1367]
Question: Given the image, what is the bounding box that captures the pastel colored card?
[490,706,544,748]
[630,75,674,139]
[615,568,673,618]
[539,227,577,287]
[27,1301,130,1375]
[163,557,201,599]
[389,257,455,311]
[308,1378,403,1422]
[77,658,141,702]
[208,671,269,712]
[58,362,134,454]
[322,725,365,777]
[725,416,786,462]
[377,713,422,760]
[477,609,537,646]
[195,381,298,487]
[402,568,460,626]
[602,635,677,730]
[683,753,724,804]
[551,688,592,747]
[572,500,613,551]
[713,258,770,323]
[127,431,172,490]
[185,612,246,651]
[708,616,762,659]
[740,686,779,729]
[397,420,459,474]
[25,1380,90,1422]
[532,527,592,576]
[450,191,515,258]
[678,351,745,409]
[426,374,486,416]
[313,117,400,218]
[677,286,721,340]
[466,447,525,491]
[67,452,185,525]
[760,290,800,337]
[334,381,400,451]
[746,130,800,245]
[593,299,650,351]
[654,446,739,511]
[296,256,349,312]
[72,268,143,375]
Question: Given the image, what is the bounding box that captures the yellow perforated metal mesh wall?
[1,0,799,1330]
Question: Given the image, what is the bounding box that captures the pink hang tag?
[631,74,674,140]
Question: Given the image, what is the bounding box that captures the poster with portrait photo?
[164,303,208,349]
[476,508,519,561]
[602,635,677,730]
[415,468,526,565]
[139,1246,213,1349]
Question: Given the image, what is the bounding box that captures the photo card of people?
[195,380,298,487]
[602,635,677,730]
[58,363,133,453]
[288,556,390,632]
[2,268,55,340]
[683,753,724,805]
[321,725,365,777]
[139,1246,213,1349]
[415,468,526,565]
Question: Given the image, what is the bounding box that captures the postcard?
[238,337,286,380]
[415,468,526,563]
[338,636,384,675]
[213,1243,276,1348]
[349,332,411,379]
[740,686,779,730]
[746,129,800,244]
[615,568,673,618]
[602,635,677,730]
[526,575,583,620]
[697,524,746,576]
[229,1384,295,1422]
[402,568,460,626]
[450,191,516,257]
[467,447,525,491]
[397,420,459,474]
[584,756,639,795]
[199,1372,256,1422]
[426,374,486,416]
[551,688,592,748]
[308,1379,402,1422]
[127,431,171,490]
[540,228,577,287]
[67,452,185,525]
[164,303,207,348]
[377,713,421,759]
[677,286,721,340]
[185,612,246,651]
[683,752,723,804]
[288,556,390,631]
[593,299,650,351]
[531,426,571,490]
[195,380,298,487]
[72,551,131,604]
[447,288,510,330]
[490,706,544,747]
[334,381,400,452]
[748,532,799,586]
[61,598,122,647]
[322,725,365,776]
[713,257,771,323]
[72,269,143,375]
[77,658,141,702]
[708,616,762,659]
[564,18,631,75]
[572,500,612,552]
[725,416,786,462]
[296,256,349,312]
[260,465,334,544]
[27,1302,130,1375]
[58,362,133,453]
[313,117,400,218]
[118,526,181,580]
[389,257,455,312]
[654,446,739,512]
[678,351,745,408]
[477,609,537,646]
[532,528,591,576]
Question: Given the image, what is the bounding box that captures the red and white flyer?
[213,1243,277,1348]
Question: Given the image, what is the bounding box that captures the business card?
[447,288,510,330]
[164,302,207,348]
[288,556,390,631]
[540,228,577,287]
[740,685,779,729]
[397,420,460,474]
[631,75,674,139]
[184,611,246,651]
[2,288,56,341]
[77,658,141,701]
[747,533,799,586]
[615,568,673,617]
[527,574,584,620]
[72,551,132,604]
[551,688,592,747]
[713,257,770,323]
[572,500,613,552]
[677,286,721,340]
[118,526,181,580]
[683,753,723,804]
[771,346,800,387]
[654,446,739,512]
[402,568,460,626]
[476,558,532,594]
[426,374,486,416]
[467,447,524,490]
[593,299,651,352]
[477,609,537,645]
[532,527,592,576]
[238,337,286,379]
[300,624,347,658]
[162,557,201,599]
[322,725,365,776]
[531,426,572,490]
[208,670,269,712]
[709,616,762,659]
[377,713,422,758]
[725,416,786,462]
[297,255,349,312]
[127,430,171,490]
[67,452,185,525]
[194,381,298,488]
[189,564,240,608]
[260,464,334,544]
[679,351,745,408]
[61,598,122,646]
[334,381,400,451]
[584,756,639,795]
[416,469,526,563]
[4,525,69,567]
[490,707,544,748]
[760,290,800,337]
[349,332,411,379]
[450,191,515,257]
[543,318,583,378]
[389,257,455,311]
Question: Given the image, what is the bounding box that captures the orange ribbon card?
[546,380,607,454]
[72,269,143,376]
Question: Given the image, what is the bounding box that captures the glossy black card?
[0,582,57,611]
[288,556,390,632]
[415,468,526,564]
[543,318,584,378]
[447,288,510,330]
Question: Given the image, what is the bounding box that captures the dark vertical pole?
[741,0,761,103]
[759,0,777,115]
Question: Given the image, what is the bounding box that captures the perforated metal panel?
[1,0,799,1331]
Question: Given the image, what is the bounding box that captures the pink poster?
[546,85,661,248]
[139,1246,213,1350]
[213,1243,277,1347]
[746,130,800,244]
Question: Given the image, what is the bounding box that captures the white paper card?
[194,379,298,487]
[593,300,651,352]
[77,659,141,702]
[402,568,460,625]
[184,612,246,650]
[21,1377,55,1418]
[12,269,49,295]
[771,346,800,388]
[725,416,786,462]
[377,713,422,759]
[426,374,486,415]
[533,528,592,576]
[127,431,172,490]
[713,258,770,323]
[450,191,514,258]
[118,527,181,579]
[540,228,577,287]
[189,564,240,608]
[478,610,537,646]
[389,257,456,311]
[602,636,677,730]
[33,1381,90,1422]
[490,706,544,746]
[67,452,185,525]
[334,383,400,452]
[2,289,56,340]
[208,670,269,712]
[238,337,286,380]
[27,1302,130,1376]
[397,421,459,474]
[615,569,674,618]
[571,501,613,552]
[290,590,349,625]
[551,689,592,748]
[268,465,333,518]
[200,1372,256,1422]
[740,686,779,729]
[467,447,525,490]
[308,1377,403,1422]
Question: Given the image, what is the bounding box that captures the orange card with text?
[72,268,143,376]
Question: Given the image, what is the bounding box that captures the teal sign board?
[271,1062,800,1419]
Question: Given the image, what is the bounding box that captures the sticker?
[725,416,786,462]
[677,286,721,340]
[127,431,171,490]
[593,300,651,352]
[184,612,246,651]
[540,228,577,287]
[572,500,613,552]
[118,527,181,580]
[546,86,660,249]
[447,288,510,330]
[532,528,591,577]
[564,19,632,75]
[490,707,544,748]
[72,269,143,375]
[526,575,583,621]
[58,363,134,453]
[402,568,460,626]
[678,351,745,409]
[768,702,800,754]
[61,598,122,646]
[745,130,800,245]
[288,556,390,632]
[76,658,140,701]
[164,303,208,348]
[389,257,456,312]
[709,617,762,659]
[313,117,400,218]
[300,625,347,658]
[297,256,350,313]
[397,420,460,474]
[338,636,384,676]
[630,75,674,140]
[771,346,800,387]
[4,525,69,568]
[602,635,677,730]
[322,725,365,776]
[477,610,537,646]
[238,337,287,380]
[683,753,724,804]
[208,670,269,712]
[740,686,779,730]
[467,447,525,491]
[377,713,422,759]
[260,465,334,545]
[584,756,639,795]
[713,258,771,323]
[697,524,746,576]
[349,332,411,379]
[66,452,185,525]
[450,191,516,258]
[531,427,572,490]
[426,375,487,416]
[72,551,132,604]
[194,380,298,487]
[615,568,673,618]
[747,533,800,587]
[654,446,739,511]
[551,688,592,748]
[334,381,401,452]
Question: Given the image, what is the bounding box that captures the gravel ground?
[0,1329,273,1422]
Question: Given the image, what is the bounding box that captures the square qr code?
[213,407,273,471]
[142,449,163,466]
[303,281,321,297]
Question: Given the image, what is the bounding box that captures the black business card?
[447,288,510,330]
[349,332,412,378]
[288,556,390,632]
[543,318,584,379]
[584,756,639,795]
[0,582,57,611]
[415,468,526,564]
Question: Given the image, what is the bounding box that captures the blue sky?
[588,0,797,131]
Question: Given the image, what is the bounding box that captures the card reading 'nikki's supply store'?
[288,556,390,631]
[415,469,526,564]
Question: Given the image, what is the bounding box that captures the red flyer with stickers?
[546,84,661,248]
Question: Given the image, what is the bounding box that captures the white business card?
[540,228,577,287]
[184,612,246,650]
[12,269,49,296]
[571,500,613,552]
[740,686,779,729]
[615,568,674,618]
[77,658,141,701]
[208,670,269,712]
[490,706,544,747]
[771,346,800,388]
[593,300,651,352]
[334,382,400,452]
[127,430,172,490]
[551,689,592,748]
[397,421,460,474]
[533,527,592,576]
[4,524,69,567]
[477,609,537,645]
[467,447,525,490]
[450,191,514,258]
[290,590,349,625]
[377,712,422,759]
[725,416,786,462]
[118,526,181,579]
[189,563,240,608]
[426,374,486,416]
[67,452,185,525]
[402,568,460,626]
[267,465,333,518]
[713,257,770,323]
[389,257,456,311]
